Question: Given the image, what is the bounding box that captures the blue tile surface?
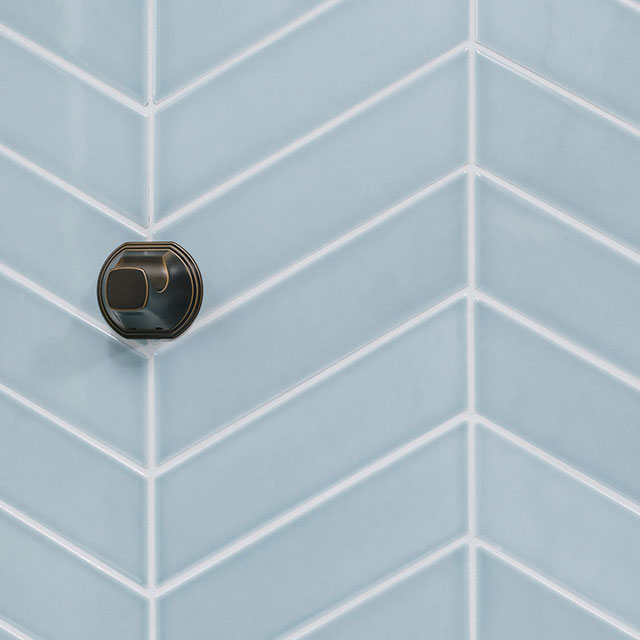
[0,273,147,461]
[477,54,640,250]
[478,550,629,640]
[0,392,146,582]
[0,510,147,640]
[478,0,640,127]
[477,425,640,630]
[155,0,323,99]
[0,35,146,222]
[158,425,467,640]
[476,303,640,504]
[0,155,143,317]
[155,2,467,216]
[306,547,468,640]
[157,301,465,580]
[165,60,467,313]
[0,0,146,101]
[156,175,466,460]
[476,176,640,376]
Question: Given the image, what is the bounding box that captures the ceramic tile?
[155,0,467,216]
[477,54,640,250]
[0,35,146,223]
[0,510,147,640]
[476,303,640,504]
[155,0,323,99]
[477,426,640,629]
[158,425,467,640]
[306,547,467,640]
[0,155,144,318]
[157,301,466,580]
[156,176,467,460]
[476,176,640,377]
[0,0,146,101]
[0,628,19,640]
[0,273,146,462]
[478,550,629,640]
[165,57,467,313]
[0,392,146,582]
[478,0,640,127]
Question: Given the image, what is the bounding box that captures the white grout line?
[477,415,640,519]
[156,287,468,474]
[476,44,640,139]
[0,498,147,597]
[476,167,640,267]
[0,380,145,475]
[157,414,467,595]
[616,0,640,14]
[478,541,640,640]
[279,535,470,640]
[153,164,468,357]
[156,0,344,108]
[477,291,640,395]
[145,3,158,639]
[0,260,147,356]
[0,616,36,640]
[146,358,158,638]
[153,42,468,231]
[468,4,478,638]
[0,23,146,115]
[0,141,147,235]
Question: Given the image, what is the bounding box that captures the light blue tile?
[155,0,467,216]
[0,0,146,101]
[476,303,640,504]
[165,56,467,313]
[0,510,147,640]
[306,547,467,640]
[155,0,323,99]
[476,176,640,377]
[0,274,146,461]
[478,550,629,640]
[0,36,146,222]
[478,0,640,127]
[157,301,466,580]
[477,426,640,629]
[0,155,144,318]
[0,393,146,582]
[0,628,19,640]
[156,176,467,460]
[159,425,467,640]
[477,54,640,250]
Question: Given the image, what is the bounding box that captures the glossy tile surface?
[476,303,640,504]
[306,547,467,640]
[0,155,143,318]
[478,550,629,640]
[156,176,466,460]
[0,273,146,461]
[0,393,146,581]
[166,61,467,313]
[0,0,146,101]
[155,2,467,216]
[477,426,640,629]
[157,302,465,580]
[477,54,640,250]
[0,35,146,222]
[478,0,640,127]
[0,510,147,640]
[155,0,322,99]
[477,176,640,376]
[158,425,467,640]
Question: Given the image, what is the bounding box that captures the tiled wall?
[0,1,639,639]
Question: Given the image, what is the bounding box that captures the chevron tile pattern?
[0,1,639,639]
